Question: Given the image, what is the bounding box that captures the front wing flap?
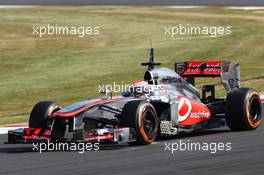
[7,127,136,144]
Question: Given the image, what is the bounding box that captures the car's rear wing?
[175,61,240,92]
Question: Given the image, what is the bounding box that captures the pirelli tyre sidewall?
[226,88,262,131]
[122,100,158,145]
[136,102,158,144]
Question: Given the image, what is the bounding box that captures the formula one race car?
[8,48,263,145]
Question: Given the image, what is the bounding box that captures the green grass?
[0,7,264,125]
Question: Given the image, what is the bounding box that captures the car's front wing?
[7,127,136,144]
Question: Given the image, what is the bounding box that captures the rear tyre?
[29,101,62,129]
[226,88,262,131]
[122,101,158,145]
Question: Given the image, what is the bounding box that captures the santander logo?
[178,97,192,122]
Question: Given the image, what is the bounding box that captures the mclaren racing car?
[7,48,263,145]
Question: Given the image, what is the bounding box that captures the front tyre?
[122,101,158,145]
[226,88,262,131]
[29,101,62,129]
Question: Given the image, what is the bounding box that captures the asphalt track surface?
[0,0,264,6]
[1,121,264,175]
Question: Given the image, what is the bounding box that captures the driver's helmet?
[122,80,149,97]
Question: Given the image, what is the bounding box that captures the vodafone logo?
[178,97,192,122]
[190,110,210,119]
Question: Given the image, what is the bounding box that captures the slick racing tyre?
[29,101,62,129]
[226,88,262,131]
[122,100,158,145]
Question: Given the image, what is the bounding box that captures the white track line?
[227,6,264,10]
[0,6,263,10]
[0,127,25,134]
[0,5,38,8]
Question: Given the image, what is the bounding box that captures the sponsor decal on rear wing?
[175,61,231,77]
[175,61,240,92]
